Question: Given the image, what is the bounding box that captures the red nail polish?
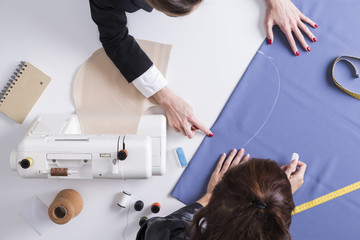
[296,51,300,56]
[314,24,318,28]
[313,37,317,42]
[209,133,213,137]
[307,47,311,52]
[268,39,272,45]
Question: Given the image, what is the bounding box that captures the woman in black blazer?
[90,0,317,138]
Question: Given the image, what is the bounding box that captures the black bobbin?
[134,200,144,211]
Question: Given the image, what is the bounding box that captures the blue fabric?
[171,0,360,238]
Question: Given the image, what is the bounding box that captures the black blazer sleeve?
[136,203,203,240]
[89,0,153,83]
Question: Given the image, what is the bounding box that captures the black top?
[89,0,154,83]
[136,203,203,240]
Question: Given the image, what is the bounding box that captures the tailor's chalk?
[291,153,299,161]
[175,148,188,167]
[290,153,299,173]
[151,202,160,214]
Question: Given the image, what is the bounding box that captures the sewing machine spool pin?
[117,135,128,161]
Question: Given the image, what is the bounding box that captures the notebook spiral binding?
[0,61,27,105]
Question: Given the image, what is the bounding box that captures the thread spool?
[117,191,131,208]
[139,216,148,227]
[134,200,144,211]
[151,202,160,214]
[48,189,83,225]
[50,168,68,176]
[20,158,33,169]
[117,149,128,161]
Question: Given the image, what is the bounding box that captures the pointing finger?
[190,117,213,137]
[266,20,274,44]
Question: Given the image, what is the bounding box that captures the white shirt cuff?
[132,65,168,98]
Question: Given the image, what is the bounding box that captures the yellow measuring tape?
[291,57,360,215]
[332,55,360,100]
[292,181,360,215]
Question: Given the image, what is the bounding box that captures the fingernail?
[240,148,244,152]
[246,154,250,158]
[268,39,272,44]
[314,24,318,28]
[313,37,317,42]
[209,133,213,137]
[295,51,300,56]
[307,46,311,52]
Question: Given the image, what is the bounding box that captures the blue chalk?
[175,148,188,167]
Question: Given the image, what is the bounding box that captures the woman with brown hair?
[136,148,306,239]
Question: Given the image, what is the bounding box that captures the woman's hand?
[153,87,213,139]
[197,148,250,206]
[281,159,307,194]
[265,0,317,55]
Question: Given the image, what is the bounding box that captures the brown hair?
[189,158,295,240]
[146,0,202,15]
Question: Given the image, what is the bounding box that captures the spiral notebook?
[0,62,51,123]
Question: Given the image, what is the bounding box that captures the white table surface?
[0,0,266,239]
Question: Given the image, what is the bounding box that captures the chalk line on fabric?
[243,51,281,147]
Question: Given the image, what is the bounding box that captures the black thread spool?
[117,149,128,161]
[20,158,33,169]
[139,216,148,227]
[151,202,160,214]
[134,200,144,211]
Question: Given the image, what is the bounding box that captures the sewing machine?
[10,114,166,179]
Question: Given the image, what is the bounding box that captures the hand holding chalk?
[290,153,299,173]
[281,153,307,194]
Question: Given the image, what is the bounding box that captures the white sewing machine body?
[10,114,166,179]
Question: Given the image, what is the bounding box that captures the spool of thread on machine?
[20,157,33,169]
[48,189,83,225]
[117,191,132,208]
[50,168,68,176]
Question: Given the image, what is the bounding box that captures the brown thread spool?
[50,168,68,176]
[48,189,83,224]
